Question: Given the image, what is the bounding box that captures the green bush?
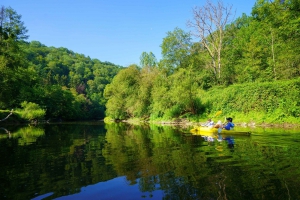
[18,101,46,121]
[163,104,183,120]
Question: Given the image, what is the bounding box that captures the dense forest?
[104,0,300,124]
[1,0,300,124]
[0,6,122,121]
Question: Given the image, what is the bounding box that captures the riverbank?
[112,117,300,129]
[2,113,299,129]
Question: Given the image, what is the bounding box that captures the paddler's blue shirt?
[224,122,234,130]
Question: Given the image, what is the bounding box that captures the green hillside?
[0,6,122,121]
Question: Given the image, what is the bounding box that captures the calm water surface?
[0,123,300,200]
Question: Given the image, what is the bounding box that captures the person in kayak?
[223,117,234,130]
[203,119,214,127]
[214,120,223,128]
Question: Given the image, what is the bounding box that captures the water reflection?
[0,123,300,199]
[0,125,44,144]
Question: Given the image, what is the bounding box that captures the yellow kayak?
[190,126,251,136]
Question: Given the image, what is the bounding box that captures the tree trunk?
[271,29,277,80]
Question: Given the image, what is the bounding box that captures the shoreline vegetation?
[106,117,300,129]
[2,78,300,129]
[2,76,300,128]
[103,78,300,129]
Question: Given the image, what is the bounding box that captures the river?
[0,122,300,200]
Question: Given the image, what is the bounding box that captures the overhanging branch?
[0,109,13,122]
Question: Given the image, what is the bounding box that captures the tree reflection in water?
[0,123,300,199]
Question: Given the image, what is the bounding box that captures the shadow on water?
[0,123,300,199]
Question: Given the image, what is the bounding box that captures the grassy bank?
[194,78,300,126]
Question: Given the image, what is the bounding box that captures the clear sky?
[2,0,257,67]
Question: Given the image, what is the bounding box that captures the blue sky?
[2,0,256,67]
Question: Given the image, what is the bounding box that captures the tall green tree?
[104,65,140,119]
[0,6,28,41]
[140,51,157,67]
[135,65,159,118]
[160,27,192,72]
[0,6,30,108]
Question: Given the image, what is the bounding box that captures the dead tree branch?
[0,109,14,122]
[187,0,233,80]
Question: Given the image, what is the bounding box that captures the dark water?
[1,123,300,200]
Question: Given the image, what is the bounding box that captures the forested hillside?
[0,6,122,121]
[104,0,300,124]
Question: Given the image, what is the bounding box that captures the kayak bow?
[190,126,251,136]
